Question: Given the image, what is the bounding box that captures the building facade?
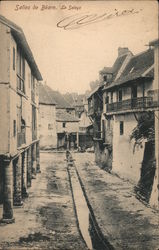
[0,15,42,223]
[88,44,159,206]
[56,109,79,150]
[39,83,57,149]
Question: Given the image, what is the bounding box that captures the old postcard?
[0,0,158,249]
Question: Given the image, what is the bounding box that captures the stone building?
[39,83,79,150]
[88,47,132,170]
[104,48,155,183]
[88,44,159,205]
[39,83,57,149]
[56,109,79,150]
[0,15,42,223]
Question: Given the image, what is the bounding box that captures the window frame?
[120,121,124,135]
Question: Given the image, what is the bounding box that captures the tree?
[130,111,155,153]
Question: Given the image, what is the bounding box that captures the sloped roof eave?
[0,15,42,81]
[104,75,153,91]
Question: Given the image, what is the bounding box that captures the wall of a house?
[0,23,39,155]
[56,121,79,134]
[39,104,57,149]
[0,23,10,154]
[112,113,145,184]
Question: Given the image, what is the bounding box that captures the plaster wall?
[39,104,57,149]
[112,113,145,184]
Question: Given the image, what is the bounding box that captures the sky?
[0,1,158,94]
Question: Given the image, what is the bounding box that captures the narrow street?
[0,152,87,250]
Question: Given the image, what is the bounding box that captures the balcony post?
[13,155,23,206]
[22,152,28,198]
[1,159,15,223]
[32,143,37,179]
[27,148,32,187]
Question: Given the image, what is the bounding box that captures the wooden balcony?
[17,132,26,147]
[106,96,159,113]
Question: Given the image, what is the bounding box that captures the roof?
[100,53,129,80]
[56,110,79,122]
[149,39,159,47]
[39,83,56,105]
[0,15,42,81]
[87,85,103,99]
[104,48,154,90]
[88,53,130,98]
[39,83,73,108]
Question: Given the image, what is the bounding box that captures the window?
[120,121,124,135]
[131,85,137,99]
[13,120,16,137]
[105,95,109,104]
[13,47,15,70]
[118,89,122,101]
[31,75,35,101]
[63,122,66,128]
[48,124,53,130]
[103,75,107,82]
[111,92,113,103]
[17,46,25,93]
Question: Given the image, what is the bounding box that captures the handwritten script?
[57,8,142,30]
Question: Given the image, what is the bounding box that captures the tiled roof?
[87,85,103,99]
[39,83,56,105]
[104,49,154,90]
[89,53,130,98]
[0,15,42,81]
[39,83,73,108]
[100,54,128,79]
[56,110,79,122]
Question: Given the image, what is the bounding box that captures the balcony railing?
[17,131,26,147]
[106,96,159,113]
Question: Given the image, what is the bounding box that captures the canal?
[67,154,113,250]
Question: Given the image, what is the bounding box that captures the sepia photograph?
[0,0,158,249]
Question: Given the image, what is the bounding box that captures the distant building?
[39,83,57,149]
[0,15,42,223]
[39,83,79,150]
[56,109,79,150]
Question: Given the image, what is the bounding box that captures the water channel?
[67,160,112,250]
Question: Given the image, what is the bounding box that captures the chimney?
[118,47,130,57]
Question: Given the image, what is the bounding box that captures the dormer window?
[103,75,107,82]
[103,74,113,82]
